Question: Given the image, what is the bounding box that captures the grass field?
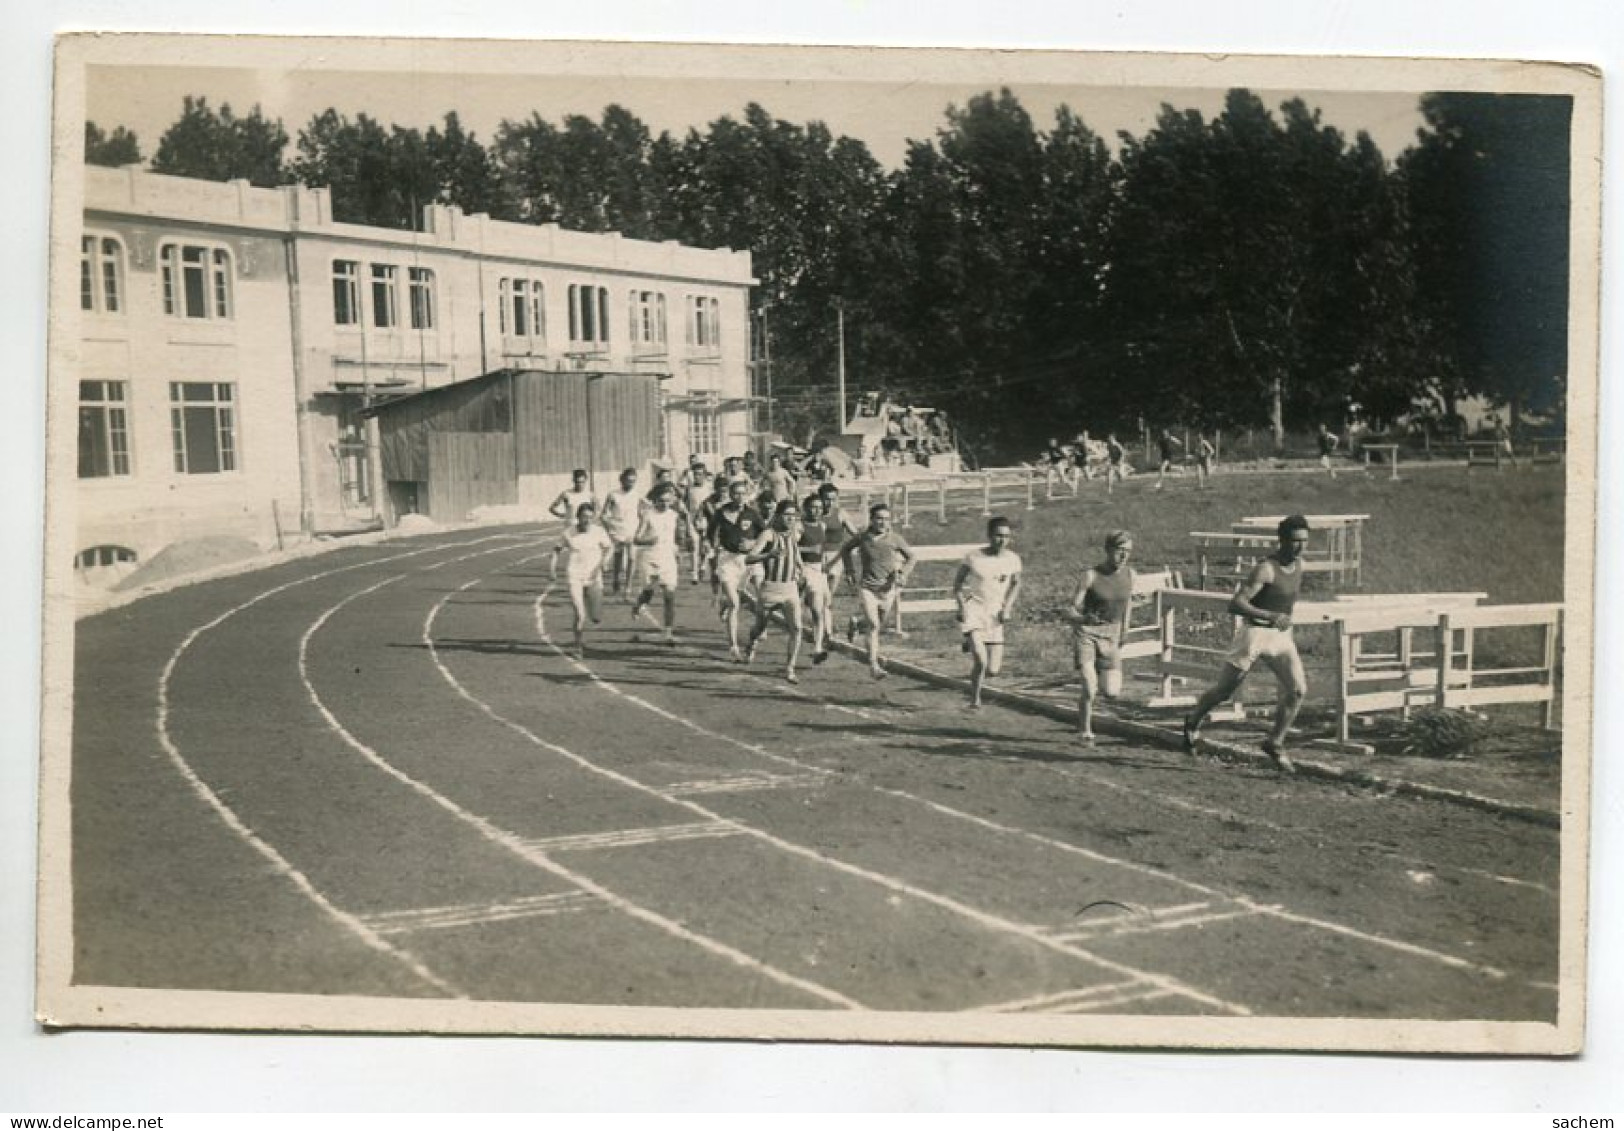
[849,461,1568,751]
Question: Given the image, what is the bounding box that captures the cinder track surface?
[70,526,1559,1020]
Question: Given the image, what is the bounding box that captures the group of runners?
[1042,429,1219,494]
[546,458,920,685]
[545,454,1313,769]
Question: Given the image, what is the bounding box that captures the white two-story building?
[72,166,757,584]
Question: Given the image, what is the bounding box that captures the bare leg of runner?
[967,632,989,709]
[1183,665,1247,756]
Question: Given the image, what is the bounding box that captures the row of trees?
[86,89,1569,457]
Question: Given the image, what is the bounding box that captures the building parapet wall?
[85,166,755,286]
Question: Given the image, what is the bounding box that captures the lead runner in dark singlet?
[1182,514,1311,771]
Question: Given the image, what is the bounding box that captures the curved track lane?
[70,525,1561,1021]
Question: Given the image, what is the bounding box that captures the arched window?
[80,233,125,314]
[160,241,233,320]
[74,545,138,571]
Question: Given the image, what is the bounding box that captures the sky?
[86,63,1431,169]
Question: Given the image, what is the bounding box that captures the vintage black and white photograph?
[36,34,1600,1052]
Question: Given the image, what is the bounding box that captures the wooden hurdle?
[1133,590,1558,744]
[1116,567,1186,664]
[1362,443,1401,481]
[1464,440,1508,471]
[1189,530,1277,590]
[1527,438,1566,465]
[1231,513,1369,588]
[1140,588,1241,708]
[890,541,980,632]
[975,467,1040,515]
[1436,603,1563,728]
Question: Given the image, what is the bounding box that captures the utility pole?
[836,300,847,434]
[762,306,774,437]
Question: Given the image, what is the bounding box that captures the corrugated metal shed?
[369,368,667,520]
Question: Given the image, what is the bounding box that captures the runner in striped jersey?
[743,500,807,682]
[798,492,833,665]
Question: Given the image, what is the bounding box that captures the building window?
[630,290,668,353]
[499,278,545,340]
[687,295,721,351]
[161,243,233,320]
[333,260,361,325]
[409,267,436,330]
[688,394,721,457]
[568,283,610,347]
[78,380,131,479]
[169,382,237,474]
[74,545,138,572]
[80,235,124,314]
[371,264,399,329]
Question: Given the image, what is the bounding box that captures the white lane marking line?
[513,584,1251,1016]
[1047,905,1271,944]
[523,822,745,852]
[972,981,1145,1013]
[754,638,1561,908]
[665,773,830,797]
[1455,868,1558,897]
[1040,900,1213,935]
[1025,765,1559,902]
[303,567,863,1011]
[1231,898,1522,983]
[892,778,1528,984]
[362,892,602,935]
[1045,987,1178,1014]
[534,594,838,783]
[534,582,1543,993]
[152,534,523,999]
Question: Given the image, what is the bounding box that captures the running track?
[70,526,1560,1023]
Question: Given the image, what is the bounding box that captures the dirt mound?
[394,514,440,535]
[115,537,263,591]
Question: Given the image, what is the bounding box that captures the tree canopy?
[84,121,142,167]
[94,86,1573,453]
[150,97,289,188]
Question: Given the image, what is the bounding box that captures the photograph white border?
[8,1,1621,1113]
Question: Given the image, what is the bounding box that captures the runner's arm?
[1117,569,1133,638]
[895,536,916,580]
[1065,569,1096,623]
[548,492,570,519]
[950,563,972,614]
[838,536,862,588]
[1230,561,1287,628]
[1003,570,1023,623]
[632,514,656,547]
[742,530,777,565]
